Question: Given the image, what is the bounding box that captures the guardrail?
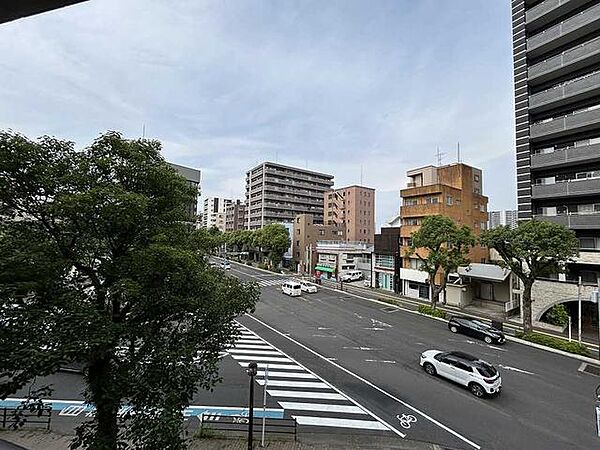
[1,406,52,430]
[199,414,296,440]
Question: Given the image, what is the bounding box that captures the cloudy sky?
[0,0,516,229]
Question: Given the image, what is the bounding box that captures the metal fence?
[1,407,52,430]
[199,414,296,441]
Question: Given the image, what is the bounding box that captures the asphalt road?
[228,261,600,450]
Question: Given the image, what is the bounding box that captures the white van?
[282,280,302,297]
[340,270,363,282]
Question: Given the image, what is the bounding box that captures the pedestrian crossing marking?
[230,323,392,434]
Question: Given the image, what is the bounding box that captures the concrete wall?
[531,279,597,321]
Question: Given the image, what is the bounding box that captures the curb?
[505,335,600,364]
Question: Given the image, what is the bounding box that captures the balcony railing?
[530,106,600,140]
[531,177,600,199]
[529,70,600,111]
[534,212,600,229]
[531,142,600,168]
[527,3,600,55]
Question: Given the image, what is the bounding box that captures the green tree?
[480,220,579,333]
[258,224,290,269]
[0,131,259,449]
[406,215,476,309]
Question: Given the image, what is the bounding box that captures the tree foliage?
[220,225,290,268]
[406,215,476,308]
[480,219,579,332]
[0,131,259,449]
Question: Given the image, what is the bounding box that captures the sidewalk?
[0,430,444,450]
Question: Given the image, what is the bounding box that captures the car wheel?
[484,336,493,344]
[423,363,436,376]
[469,383,485,398]
[450,326,458,333]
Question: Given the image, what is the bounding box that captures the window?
[375,254,394,268]
[404,198,418,206]
[296,240,300,246]
[474,174,480,182]
[480,222,487,230]
[409,258,419,269]
[474,188,480,194]
[479,204,485,212]
[446,196,453,205]
[319,230,325,236]
[426,196,439,204]
[404,218,419,226]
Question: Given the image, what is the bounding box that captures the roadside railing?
[199,414,296,441]
[1,406,52,430]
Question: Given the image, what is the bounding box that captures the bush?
[515,332,590,356]
[545,304,569,327]
[418,305,447,319]
[257,263,268,270]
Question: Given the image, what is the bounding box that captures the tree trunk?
[87,355,119,450]
[522,280,534,333]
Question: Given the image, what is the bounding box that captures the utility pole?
[578,276,582,342]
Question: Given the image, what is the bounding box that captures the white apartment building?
[202,197,232,232]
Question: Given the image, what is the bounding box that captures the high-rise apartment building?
[488,210,518,229]
[323,185,376,243]
[511,0,600,327]
[202,197,232,231]
[245,162,334,230]
[168,162,201,219]
[225,200,247,231]
[512,1,600,230]
[399,163,489,299]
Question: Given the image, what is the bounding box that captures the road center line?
[246,314,480,449]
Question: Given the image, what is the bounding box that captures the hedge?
[516,332,590,356]
[417,305,447,319]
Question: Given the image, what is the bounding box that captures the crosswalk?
[255,277,284,287]
[228,324,390,433]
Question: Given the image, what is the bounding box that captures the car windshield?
[475,363,497,378]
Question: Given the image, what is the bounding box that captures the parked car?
[340,270,363,282]
[221,261,231,270]
[420,350,501,398]
[299,280,318,293]
[447,316,505,344]
[282,280,302,297]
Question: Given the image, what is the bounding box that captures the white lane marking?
[365,359,396,364]
[371,319,392,328]
[318,327,332,330]
[227,349,282,356]
[233,344,274,350]
[312,334,337,338]
[256,380,331,389]
[499,364,535,375]
[247,315,478,448]
[343,346,381,351]
[326,357,338,361]
[354,313,364,319]
[293,416,389,430]
[256,371,316,379]
[230,355,292,363]
[238,362,303,371]
[237,338,264,343]
[267,390,346,400]
[487,345,507,352]
[278,402,366,414]
[363,327,385,331]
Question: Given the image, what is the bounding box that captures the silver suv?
[420,350,502,398]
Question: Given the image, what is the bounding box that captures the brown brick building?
[323,185,375,244]
[225,200,246,231]
[292,214,345,274]
[399,163,489,299]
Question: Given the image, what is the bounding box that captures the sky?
[0,0,516,229]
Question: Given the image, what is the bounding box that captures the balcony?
[527,3,600,58]
[529,71,600,113]
[531,178,600,199]
[530,106,600,140]
[264,167,333,186]
[526,0,591,31]
[529,36,600,85]
[531,142,600,169]
[400,183,444,198]
[400,204,442,218]
[534,212,600,229]
[264,175,331,191]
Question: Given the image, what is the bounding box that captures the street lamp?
[246,361,258,450]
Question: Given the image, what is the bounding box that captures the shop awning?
[457,263,511,282]
[315,265,335,273]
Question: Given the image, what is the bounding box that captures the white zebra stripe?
[230,355,291,363]
[266,390,345,400]
[256,371,316,379]
[278,402,366,414]
[256,380,330,389]
[292,416,388,430]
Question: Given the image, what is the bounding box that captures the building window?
[375,254,394,268]
[426,196,439,204]
[404,198,418,206]
[319,230,325,236]
[404,218,419,226]
[446,196,453,205]
[296,240,300,246]
[474,174,480,182]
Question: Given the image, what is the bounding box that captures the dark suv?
[448,316,505,344]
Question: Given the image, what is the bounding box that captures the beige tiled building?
[225,200,246,231]
[292,214,345,274]
[323,185,375,244]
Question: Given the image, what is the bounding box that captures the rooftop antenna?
[360,164,364,186]
[142,124,146,139]
[457,141,461,163]
[436,147,445,166]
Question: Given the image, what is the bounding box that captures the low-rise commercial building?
[315,241,373,280]
[292,214,345,274]
[371,227,401,292]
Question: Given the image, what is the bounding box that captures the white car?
[419,350,501,398]
[340,270,363,282]
[281,280,302,297]
[221,261,231,270]
[299,280,318,293]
